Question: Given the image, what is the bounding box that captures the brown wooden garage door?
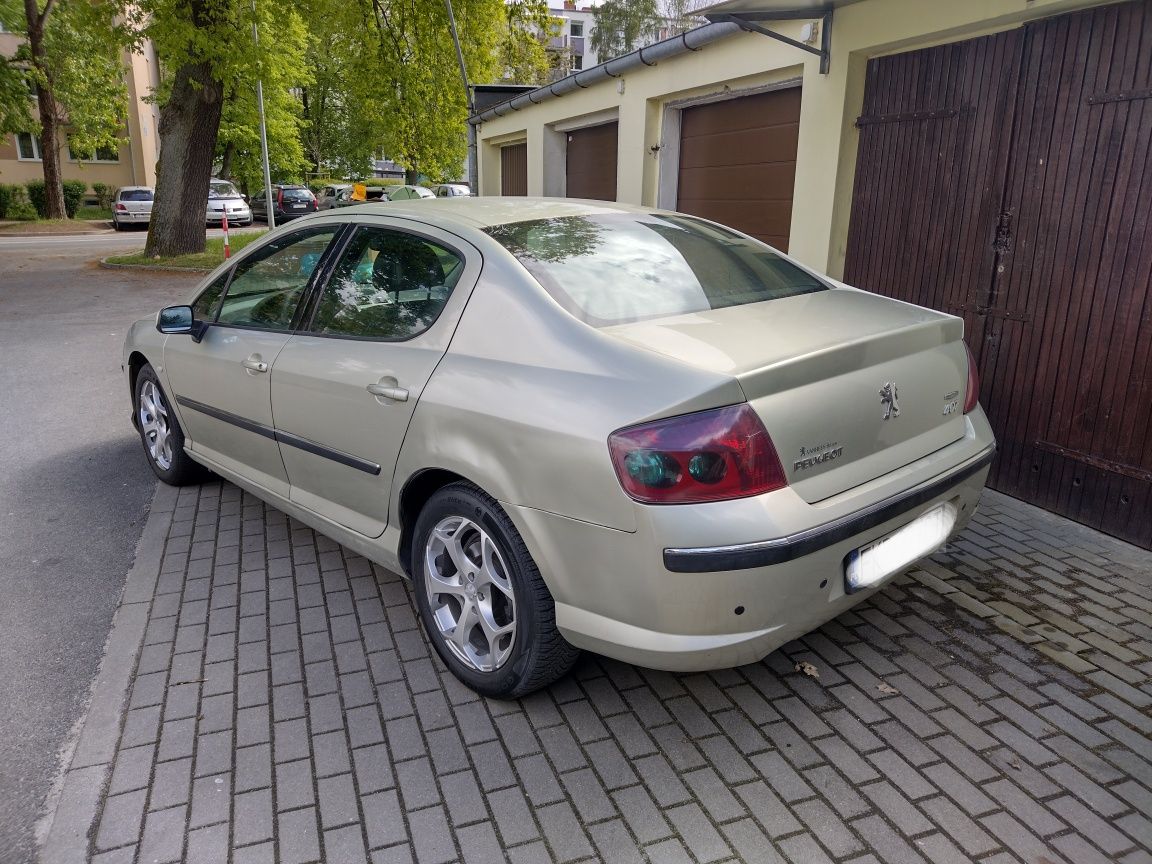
[501,143,527,196]
[677,88,801,251]
[844,0,1152,549]
[566,122,618,201]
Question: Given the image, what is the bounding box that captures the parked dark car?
[250,184,318,223]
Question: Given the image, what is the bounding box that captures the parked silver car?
[317,183,352,210]
[122,199,995,697]
[206,179,252,227]
[434,183,472,198]
[112,186,153,230]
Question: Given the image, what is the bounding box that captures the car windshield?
[485,213,827,326]
[208,181,240,199]
[281,188,312,201]
[120,189,153,201]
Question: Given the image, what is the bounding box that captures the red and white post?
[222,210,230,259]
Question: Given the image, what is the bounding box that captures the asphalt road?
[0,234,201,863]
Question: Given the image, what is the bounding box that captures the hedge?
[1,184,37,220]
[62,180,87,218]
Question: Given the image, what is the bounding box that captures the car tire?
[112,218,122,231]
[412,482,580,699]
[134,363,207,486]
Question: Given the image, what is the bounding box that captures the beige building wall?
[475,0,1122,278]
[0,35,161,194]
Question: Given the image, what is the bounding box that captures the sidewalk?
[40,485,1152,864]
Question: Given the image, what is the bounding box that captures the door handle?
[367,383,409,402]
[242,355,269,374]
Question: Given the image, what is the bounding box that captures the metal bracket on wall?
[705,8,833,74]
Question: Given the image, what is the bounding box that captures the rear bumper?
[665,443,995,572]
[505,410,996,671]
[114,212,150,223]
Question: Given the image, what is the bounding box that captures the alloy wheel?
[424,516,517,672]
[139,380,173,470]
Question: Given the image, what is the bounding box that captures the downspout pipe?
[468,21,744,125]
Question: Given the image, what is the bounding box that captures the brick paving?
[83,485,1152,864]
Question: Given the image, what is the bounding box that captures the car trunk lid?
[603,289,969,503]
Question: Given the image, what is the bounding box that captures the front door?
[164,225,343,497]
[270,220,480,536]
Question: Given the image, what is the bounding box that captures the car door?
[164,225,344,496]
[269,219,481,537]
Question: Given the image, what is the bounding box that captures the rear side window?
[119,189,153,201]
[485,213,827,326]
[309,226,463,340]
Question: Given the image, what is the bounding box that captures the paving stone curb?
[37,482,178,864]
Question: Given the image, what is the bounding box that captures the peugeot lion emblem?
[879,382,900,420]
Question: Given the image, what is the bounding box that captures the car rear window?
[281,188,313,201]
[120,189,153,201]
[485,213,827,326]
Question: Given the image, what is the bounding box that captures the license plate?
[290,203,305,209]
[845,503,956,593]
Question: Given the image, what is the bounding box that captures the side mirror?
[156,305,207,341]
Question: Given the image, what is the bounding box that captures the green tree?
[590,0,662,61]
[216,12,310,190]
[298,25,378,179]
[497,1,554,85]
[131,0,307,256]
[2,0,126,218]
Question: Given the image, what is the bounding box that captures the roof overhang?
[699,0,866,73]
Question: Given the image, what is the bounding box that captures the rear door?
[269,219,481,537]
[164,225,344,496]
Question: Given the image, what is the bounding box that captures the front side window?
[310,227,464,340]
[192,270,229,320]
[486,213,827,326]
[216,226,340,330]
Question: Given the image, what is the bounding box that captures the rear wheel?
[412,483,580,698]
[134,364,207,486]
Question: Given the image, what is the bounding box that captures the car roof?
[327,196,655,230]
[118,185,153,191]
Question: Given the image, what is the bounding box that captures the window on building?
[572,54,583,70]
[15,133,40,160]
[570,21,583,36]
[67,138,120,162]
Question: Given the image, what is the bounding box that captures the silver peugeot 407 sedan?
[123,199,996,698]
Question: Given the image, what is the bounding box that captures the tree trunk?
[145,61,224,257]
[23,0,66,219]
[405,168,419,184]
[218,140,235,180]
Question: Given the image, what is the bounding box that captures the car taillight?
[609,404,787,504]
[963,343,981,413]
[115,203,127,211]
[277,189,284,205]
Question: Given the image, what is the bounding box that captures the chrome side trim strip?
[175,395,382,477]
[663,444,996,573]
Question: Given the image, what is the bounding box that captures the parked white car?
[112,186,153,230]
[206,179,252,227]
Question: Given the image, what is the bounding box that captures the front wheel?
[134,364,207,486]
[412,483,580,699]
